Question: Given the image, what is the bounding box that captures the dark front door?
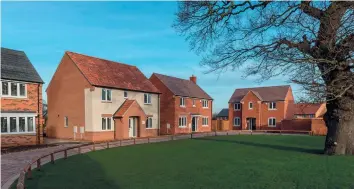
[191,117,197,132]
[247,118,256,130]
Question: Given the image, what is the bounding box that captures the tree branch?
[299,1,323,20]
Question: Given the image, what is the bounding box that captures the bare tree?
[174,1,354,155]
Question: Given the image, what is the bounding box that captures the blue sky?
[2,1,296,113]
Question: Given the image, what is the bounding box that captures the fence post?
[27,165,32,179]
[51,153,54,164]
[37,159,41,170]
[190,133,193,139]
[93,143,96,151]
[148,137,150,143]
[64,150,68,159]
[227,131,228,136]
[78,146,81,154]
[120,140,122,146]
[134,138,136,145]
[107,142,109,149]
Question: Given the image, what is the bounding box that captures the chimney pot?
[190,75,197,84]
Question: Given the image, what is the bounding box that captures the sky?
[1,1,297,113]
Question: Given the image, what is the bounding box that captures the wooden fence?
[15,130,313,189]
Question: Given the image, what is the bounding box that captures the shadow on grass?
[194,137,324,155]
[16,154,120,189]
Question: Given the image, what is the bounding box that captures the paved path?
[1,143,81,187]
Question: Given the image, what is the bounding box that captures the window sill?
[100,130,113,132]
[202,125,209,127]
[178,126,187,128]
[144,103,152,105]
[1,132,36,136]
[101,101,112,103]
[268,109,277,111]
[1,96,28,99]
[268,125,276,127]
[180,106,186,108]
[234,109,241,111]
[145,128,156,130]
[202,107,209,109]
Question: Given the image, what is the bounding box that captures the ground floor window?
[1,113,36,134]
[146,117,152,128]
[268,118,276,127]
[178,116,187,127]
[102,117,112,130]
[234,117,241,126]
[202,117,209,126]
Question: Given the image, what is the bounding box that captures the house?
[228,85,294,130]
[291,103,326,119]
[46,51,160,142]
[149,73,212,135]
[216,108,228,120]
[1,47,44,147]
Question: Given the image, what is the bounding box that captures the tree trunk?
[324,94,354,155]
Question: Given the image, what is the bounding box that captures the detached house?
[149,73,212,135]
[46,51,160,141]
[1,47,44,147]
[228,85,294,130]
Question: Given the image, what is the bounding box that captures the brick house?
[228,85,294,130]
[216,108,228,120]
[1,47,44,147]
[46,51,160,142]
[149,73,212,135]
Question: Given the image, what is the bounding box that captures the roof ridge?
[1,47,24,53]
[235,85,291,90]
[66,51,137,68]
[153,72,193,83]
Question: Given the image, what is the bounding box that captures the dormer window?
[269,102,276,110]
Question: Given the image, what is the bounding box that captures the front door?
[191,117,198,132]
[129,117,137,138]
[247,118,256,130]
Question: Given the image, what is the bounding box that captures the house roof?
[292,103,322,115]
[229,85,290,103]
[152,73,212,100]
[114,100,137,117]
[217,108,229,117]
[1,47,44,83]
[66,51,160,94]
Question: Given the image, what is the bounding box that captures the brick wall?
[311,119,327,135]
[1,83,43,147]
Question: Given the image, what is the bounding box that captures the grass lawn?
[21,135,354,189]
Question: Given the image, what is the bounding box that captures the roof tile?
[229,85,290,102]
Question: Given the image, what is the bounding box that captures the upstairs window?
[102,88,112,101]
[192,99,196,107]
[1,81,26,98]
[146,117,152,128]
[180,97,185,107]
[124,91,128,98]
[144,93,152,104]
[268,118,276,127]
[202,100,209,108]
[269,102,276,110]
[249,102,253,109]
[234,103,241,110]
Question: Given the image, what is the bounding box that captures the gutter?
[37,83,41,144]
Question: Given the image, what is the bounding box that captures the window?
[202,100,208,108]
[192,99,196,107]
[234,117,241,126]
[180,97,185,107]
[202,117,209,126]
[124,91,128,98]
[269,102,276,110]
[64,116,68,127]
[1,81,26,98]
[1,114,36,134]
[309,114,315,118]
[101,117,112,130]
[178,116,187,127]
[1,117,7,133]
[144,93,152,104]
[234,103,241,110]
[101,88,111,101]
[268,118,276,127]
[249,102,253,109]
[146,117,152,128]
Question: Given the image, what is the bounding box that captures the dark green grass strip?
[18,135,354,189]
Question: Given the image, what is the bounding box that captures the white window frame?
[101,117,112,131]
[146,117,153,129]
[144,93,152,104]
[268,102,276,110]
[180,97,185,107]
[1,113,36,134]
[234,117,241,126]
[64,116,68,128]
[202,117,209,126]
[101,88,112,102]
[0,80,27,98]
[124,91,128,99]
[268,117,276,127]
[249,102,253,109]
[234,103,241,111]
[202,100,209,108]
[178,116,187,127]
[192,99,196,107]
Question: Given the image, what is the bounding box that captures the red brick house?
[1,47,44,147]
[228,85,294,130]
[149,73,213,135]
[46,51,160,142]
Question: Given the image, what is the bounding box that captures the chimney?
[190,75,197,84]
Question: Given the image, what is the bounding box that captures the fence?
[15,130,312,189]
